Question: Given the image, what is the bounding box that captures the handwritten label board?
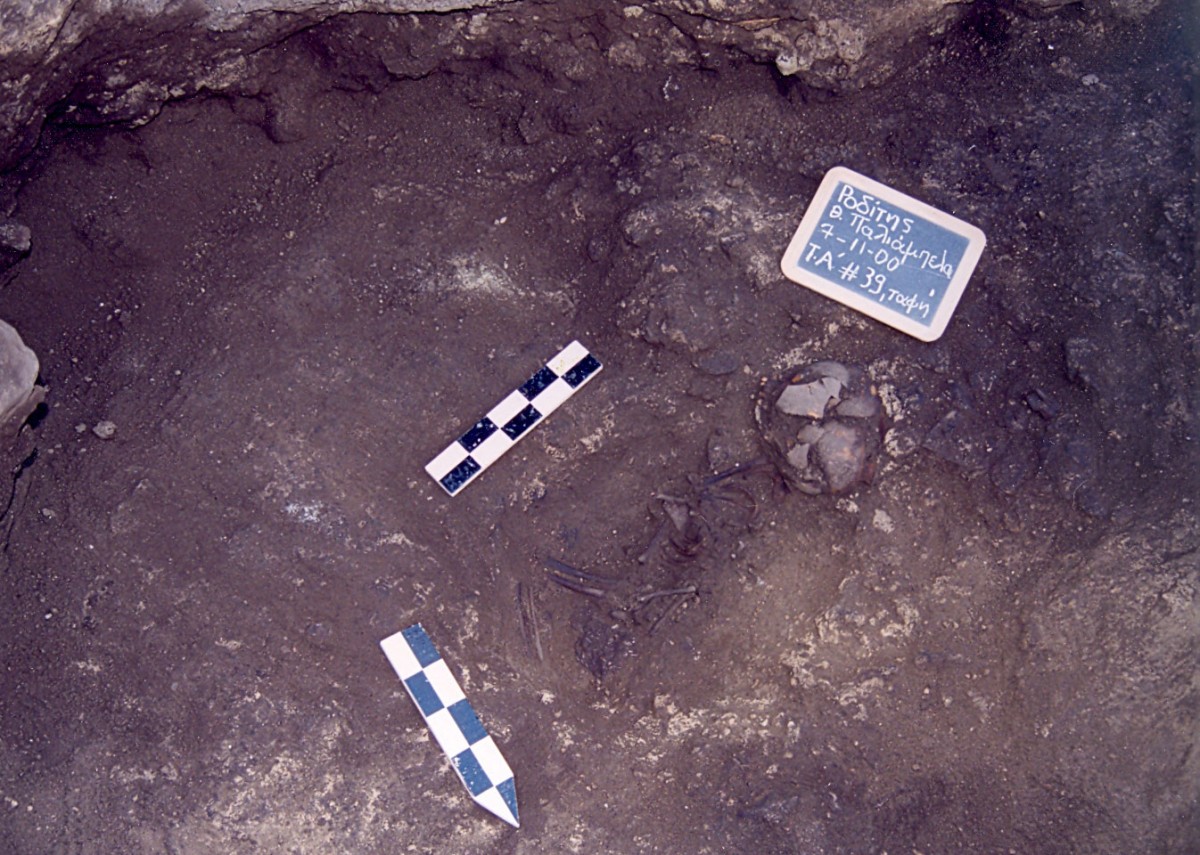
[780,166,986,342]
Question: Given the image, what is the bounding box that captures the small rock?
[0,320,45,442]
[0,220,31,271]
[1025,388,1060,419]
[92,420,117,440]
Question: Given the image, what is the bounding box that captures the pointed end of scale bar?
[476,779,519,828]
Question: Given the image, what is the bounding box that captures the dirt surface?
[1,3,1197,853]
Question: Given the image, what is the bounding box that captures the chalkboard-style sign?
[780,166,986,342]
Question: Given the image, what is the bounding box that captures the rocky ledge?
[0,0,1159,176]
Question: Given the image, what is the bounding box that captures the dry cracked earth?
[0,3,1197,854]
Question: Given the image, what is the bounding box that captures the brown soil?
[0,4,1196,853]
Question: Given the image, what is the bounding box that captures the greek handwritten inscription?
[780,167,986,342]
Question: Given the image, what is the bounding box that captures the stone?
[0,219,31,252]
[0,219,32,273]
[92,420,117,440]
[0,320,45,442]
[1024,388,1060,419]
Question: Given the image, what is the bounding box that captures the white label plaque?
[780,166,987,342]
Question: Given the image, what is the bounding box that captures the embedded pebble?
[92,420,117,440]
[0,220,31,269]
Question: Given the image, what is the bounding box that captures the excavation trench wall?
[0,0,1164,176]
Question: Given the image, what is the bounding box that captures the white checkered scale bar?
[425,341,602,496]
[380,624,520,828]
